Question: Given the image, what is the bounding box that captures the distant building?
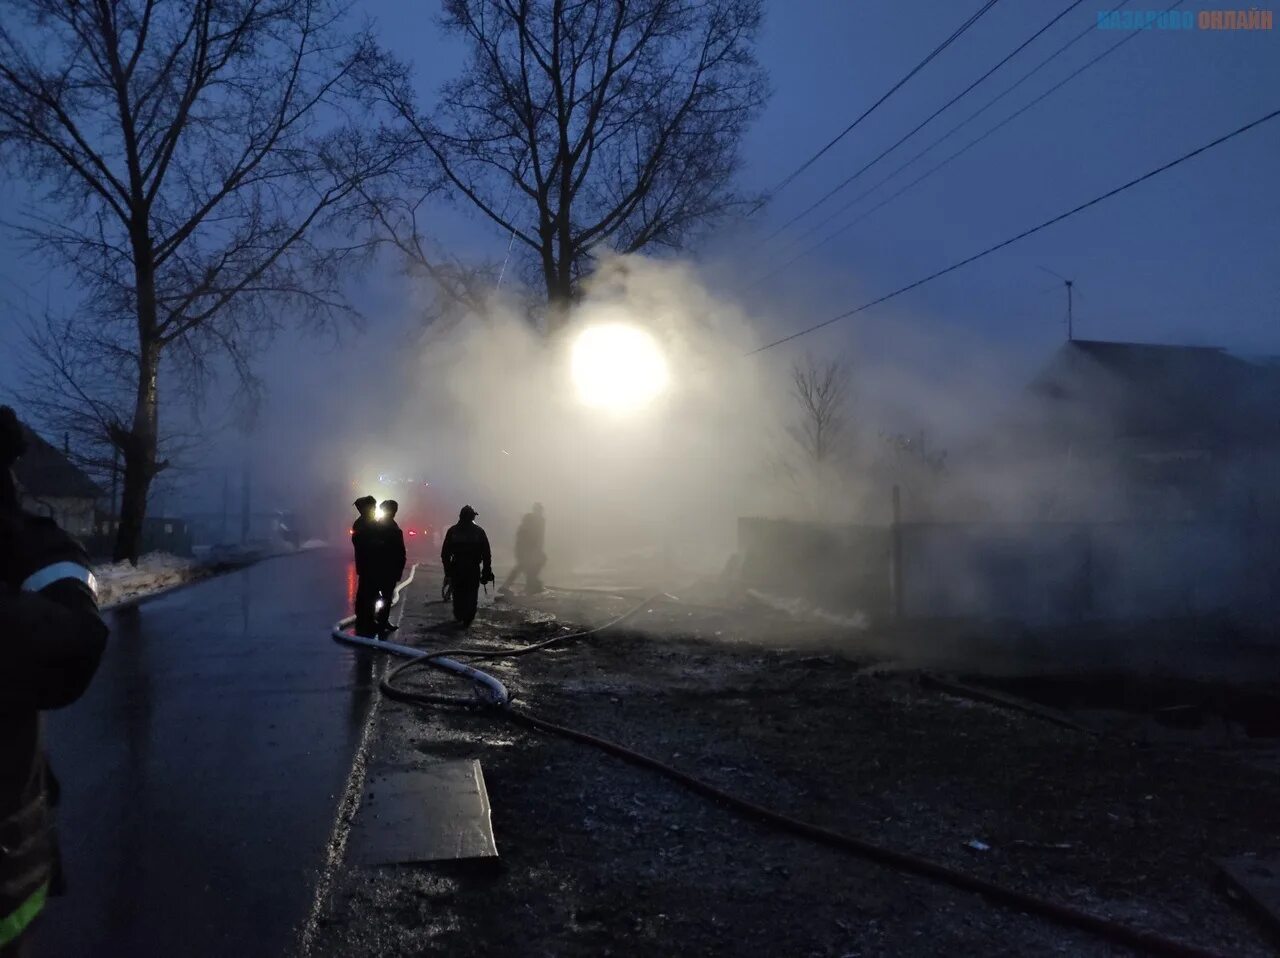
[91,516,193,558]
[1024,339,1280,519]
[12,424,104,537]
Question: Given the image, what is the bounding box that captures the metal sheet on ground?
[1218,854,1280,934]
[351,759,498,864]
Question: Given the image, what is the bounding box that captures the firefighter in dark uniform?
[440,505,493,627]
[499,502,546,596]
[373,500,406,637]
[350,495,379,637]
[0,407,107,957]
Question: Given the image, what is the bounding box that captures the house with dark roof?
[1024,339,1280,519]
[12,424,104,538]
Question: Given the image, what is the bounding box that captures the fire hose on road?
[330,565,509,706]
[331,566,1226,958]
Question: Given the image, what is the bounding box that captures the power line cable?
[748,105,1280,355]
[765,0,1090,241]
[756,0,1158,287]
[784,0,1139,254]
[765,0,1004,200]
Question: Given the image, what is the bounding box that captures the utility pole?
[890,485,904,621]
[1065,279,1074,341]
[240,463,251,545]
[220,470,230,544]
[1038,267,1078,342]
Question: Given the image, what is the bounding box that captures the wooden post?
[891,484,904,620]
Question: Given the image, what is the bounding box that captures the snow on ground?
[94,540,331,609]
[94,552,204,609]
[745,588,870,629]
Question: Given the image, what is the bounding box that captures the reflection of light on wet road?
[346,562,356,610]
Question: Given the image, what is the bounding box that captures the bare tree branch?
[0,0,397,561]
[356,0,767,331]
[789,353,852,466]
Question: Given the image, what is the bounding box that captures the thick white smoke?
[393,254,793,580]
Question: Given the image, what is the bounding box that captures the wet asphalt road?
[39,548,385,958]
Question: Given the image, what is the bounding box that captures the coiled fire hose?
[332,567,1226,958]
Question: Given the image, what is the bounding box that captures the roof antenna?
[1038,266,1080,342]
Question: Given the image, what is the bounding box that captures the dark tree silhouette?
[0,0,397,561]
[362,0,767,332]
[789,353,852,466]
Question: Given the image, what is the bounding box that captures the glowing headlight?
[570,322,669,412]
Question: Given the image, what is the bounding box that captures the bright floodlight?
[571,323,669,411]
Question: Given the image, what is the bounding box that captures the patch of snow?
[92,540,327,609]
[745,590,870,630]
[94,552,203,609]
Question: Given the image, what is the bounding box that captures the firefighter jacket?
[0,514,107,949]
[441,521,492,582]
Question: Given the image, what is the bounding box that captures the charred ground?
[310,571,1280,957]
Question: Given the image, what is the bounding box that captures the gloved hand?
[480,567,495,586]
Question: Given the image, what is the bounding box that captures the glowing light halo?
[570,322,670,412]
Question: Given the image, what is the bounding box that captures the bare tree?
[0,0,398,561]
[361,0,767,332]
[789,353,852,467]
[12,308,218,508]
[764,353,853,517]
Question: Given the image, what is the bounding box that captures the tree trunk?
[113,231,162,565]
[112,339,161,564]
[541,233,573,336]
[546,283,572,335]
[548,247,574,336]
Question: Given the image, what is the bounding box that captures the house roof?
[12,425,105,500]
[1029,339,1280,446]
